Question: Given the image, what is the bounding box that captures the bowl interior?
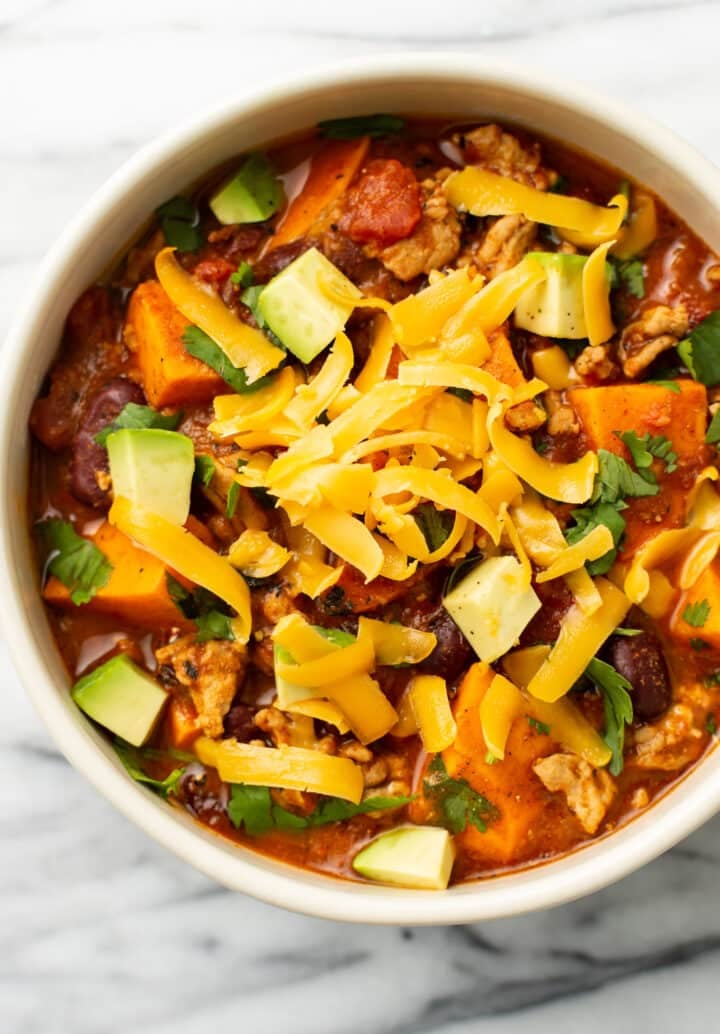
[5,57,720,923]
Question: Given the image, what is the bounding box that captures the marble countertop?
[4,1,720,1031]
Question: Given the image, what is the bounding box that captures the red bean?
[70,377,145,508]
[605,631,672,721]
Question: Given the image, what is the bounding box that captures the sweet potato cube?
[568,380,707,463]
[43,521,190,628]
[670,561,720,649]
[167,695,201,748]
[483,327,526,389]
[125,280,226,408]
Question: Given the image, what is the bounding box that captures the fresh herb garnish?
[617,430,677,477]
[691,637,710,651]
[646,379,681,393]
[182,325,269,394]
[614,627,643,637]
[682,599,711,628]
[592,448,661,502]
[226,481,240,519]
[194,454,215,487]
[565,499,627,576]
[414,502,452,552]
[548,174,570,195]
[423,755,497,834]
[448,386,473,403]
[114,739,186,798]
[317,114,405,139]
[94,402,182,447]
[166,575,235,643]
[485,751,498,765]
[585,657,633,776]
[706,714,717,735]
[610,258,645,298]
[231,261,254,287]
[703,670,720,686]
[240,285,285,349]
[706,410,720,445]
[534,438,550,455]
[156,195,203,252]
[227,784,411,834]
[554,338,587,359]
[444,552,482,595]
[37,519,113,605]
[526,715,551,736]
[677,311,720,386]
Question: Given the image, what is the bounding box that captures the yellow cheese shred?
[488,403,598,504]
[154,247,284,383]
[283,526,343,599]
[408,675,457,752]
[195,738,363,803]
[613,191,658,260]
[526,577,631,703]
[390,689,419,737]
[440,255,547,337]
[302,504,384,581]
[266,425,334,486]
[109,496,252,643]
[391,267,484,350]
[227,529,290,579]
[678,530,720,590]
[327,382,437,457]
[358,617,436,665]
[374,534,419,581]
[536,524,614,582]
[341,429,468,464]
[322,673,398,746]
[274,624,374,688]
[373,466,500,543]
[582,240,615,347]
[446,167,628,241]
[273,613,338,663]
[479,674,523,760]
[285,699,350,735]
[623,527,701,604]
[272,462,375,513]
[354,314,395,392]
[285,332,354,428]
[398,360,511,405]
[209,367,297,438]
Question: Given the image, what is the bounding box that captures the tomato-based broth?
[30,115,720,889]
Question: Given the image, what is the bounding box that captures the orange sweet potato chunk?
[125,280,226,408]
[43,521,190,628]
[483,327,526,389]
[670,561,720,649]
[568,380,707,463]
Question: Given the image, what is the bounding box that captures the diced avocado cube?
[72,654,167,747]
[514,252,588,339]
[107,428,194,525]
[258,247,361,364]
[443,556,541,664]
[209,154,284,225]
[274,627,355,708]
[352,826,456,890]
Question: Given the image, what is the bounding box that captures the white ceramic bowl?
[4,54,720,924]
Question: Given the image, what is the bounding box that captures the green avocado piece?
[257,247,361,364]
[106,428,194,525]
[514,251,590,339]
[209,154,284,225]
[352,826,456,889]
[72,654,167,747]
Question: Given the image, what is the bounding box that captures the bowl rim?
[5,51,720,924]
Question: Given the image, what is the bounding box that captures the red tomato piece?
[340,159,422,246]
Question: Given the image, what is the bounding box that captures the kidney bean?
[417,605,475,684]
[70,377,145,508]
[605,631,672,721]
[223,702,257,742]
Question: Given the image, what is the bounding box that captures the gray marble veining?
[4,1,720,1031]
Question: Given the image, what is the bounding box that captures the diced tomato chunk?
[340,159,422,246]
[192,257,236,289]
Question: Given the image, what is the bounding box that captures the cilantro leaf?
[231,261,254,287]
[704,670,720,687]
[94,402,182,447]
[611,258,645,298]
[646,379,680,393]
[614,627,643,637]
[37,519,113,605]
[706,410,720,445]
[182,325,270,394]
[677,311,720,386]
[565,499,627,576]
[617,430,677,476]
[156,195,203,252]
[423,754,497,834]
[317,114,405,139]
[592,448,660,503]
[527,715,551,735]
[706,713,717,735]
[194,454,215,487]
[548,174,569,195]
[682,599,711,628]
[166,575,235,642]
[444,552,482,595]
[585,657,633,776]
[226,480,240,519]
[691,637,710,651]
[448,386,473,403]
[114,739,185,798]
[227,784,411,834]
[195,610,235,643]
[414,502,453,552]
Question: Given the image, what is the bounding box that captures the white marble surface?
[4,1,720,1031]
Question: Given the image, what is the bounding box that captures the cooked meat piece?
[474,215,538,280]
[457,124,553,189]
[533,753,616,834]
[70,377,145,508]
[504,399,547,433]
[155,637,247,738]
[574,344,616,382]
[619,304,689,379]
[545,391,581,436]
[631,703,704,770]
[367,172,461,281]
